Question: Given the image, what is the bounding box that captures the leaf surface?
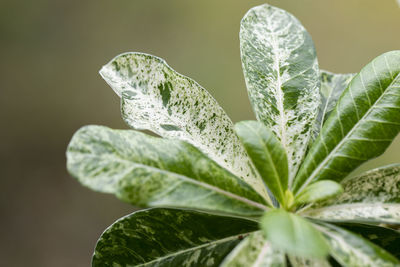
[288,256,332,267]
[313,71,355,138]
[99,52,269,201]
[235,121,288,204]
[294,51,400,193]
[303,164,400,224]
[295,180,343,205]
[93,208,259,267]
[316,222,400,266]
[260,209,329,258]
[240,4,320,182]
[67,125,269,216]
[220,231,286,267]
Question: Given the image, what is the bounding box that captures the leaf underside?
[67,125,268,217]
[240,4,321,183]
[99,52,270,201]
[294,51,400,193]
[92,208,259,267]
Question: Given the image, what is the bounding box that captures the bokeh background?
[1,0,399,266]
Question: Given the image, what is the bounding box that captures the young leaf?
[316,222,400,266]
[303,164,400,224]
[220,231,286,267]
[67,125,269,217]
[260,209,329,258]
[288,256,332,267]
[93,208,259,267]
[313,71,355,138]
[240,4,321,183]
[235,121,289,205]
[295,180,343,205]
[294,51,400,193]
[99,52,270,201]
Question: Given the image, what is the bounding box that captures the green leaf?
[99,52,270,201]
[294,51,400,193]
[303,164,400,224]
[235,121,289,205]
[220,231,286,267]
[93,208,259,267]
[288,256,332,267]
[334,222,400,259]
[240,4,321,183]
[313,71,355,138]
[260,209,329,258]
[315,222,400,266]
[67,125,269,217]
[295,180,343,205]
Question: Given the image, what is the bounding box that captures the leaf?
[67,125,269,217]
[99,52,270,201]
[313,71,355,138]
[334,222,400,259]
[303,164,400,224]
[220,231,286,267]
[260,209,329,258]
[294,51,400,193]
[288,256,332,267]
[92,208,259,267]
[295,180,343,205]
[235,121,289,205]
[315,222,400,266]
[240,4,321,183]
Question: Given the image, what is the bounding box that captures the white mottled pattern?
[99,52,270,201]
[240,4,321,184]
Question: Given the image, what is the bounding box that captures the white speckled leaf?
[288,256,331,267]
[303,164,400,224]
[93,208,259,267]
[67,125,270,217]
[294,51,400,194]
[240,4,321,183]
[99,52,269,201]
[316,222,400,266]
[313,71,355,139]
[220,231,286,267]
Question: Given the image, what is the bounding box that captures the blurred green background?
[1,0,399,266]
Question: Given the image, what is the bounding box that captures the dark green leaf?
[235,121,289,205]
[240,4,321,183]
[67,125,269,217]
[294,51,400,193]
[93,208,259,267]
[260,209,329,258]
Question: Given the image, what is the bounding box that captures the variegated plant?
[66,4,400,267]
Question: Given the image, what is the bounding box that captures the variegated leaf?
[315,222,400,266]
[93,208,259,267]
[261,209,329,258]
[294,51,400,193]
[288,256,331,267]
[221,231,286,267]
[99,52,270,201]
[240,4,321,183]
[235,121,289,205]
[67,125,269,217]
[303,164,400,224]
[313,71,355,138]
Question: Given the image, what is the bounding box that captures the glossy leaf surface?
[67,125,269,216]
[240,4,320,182]
[294,51,400,193]
[295,180,343,205]
[235,121,289,204]
[221,231,286,267]
[304,164,400,224]
[99,52,269,200]
[93,208,259,267]
[261,209,329,258]
[316,222,400,266]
